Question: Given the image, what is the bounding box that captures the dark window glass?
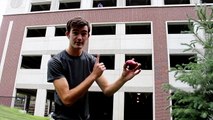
[126,0,151,6]
[202,0,213,3]
[55,26,66,36]
[168,23,192,34]
[93,0,116,7]
[170,54,196,68]
[21,56,42,69]
[164,0,190,5]
[92,25,116,35]
[89,92,113,120]
[126,23,151,34]
[124,92,153,120]
[59,2,80,9]
[26,28,46,37]
[31,3,50,12]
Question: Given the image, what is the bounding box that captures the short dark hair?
[66,16,90,33]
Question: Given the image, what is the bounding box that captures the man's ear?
[65,31,70,38]
[65,31,69,36]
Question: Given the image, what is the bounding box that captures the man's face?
[66,26,90,49]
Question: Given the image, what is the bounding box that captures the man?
[47,16,141,120]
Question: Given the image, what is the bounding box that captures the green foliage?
[164,5,213,120]
[0,105,49,120]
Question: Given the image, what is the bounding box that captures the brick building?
[0,0,209,119]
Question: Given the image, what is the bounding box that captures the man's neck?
[66,48,82,56]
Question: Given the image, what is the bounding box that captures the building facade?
[0,0,209,119]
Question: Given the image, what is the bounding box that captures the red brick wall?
[0,6,196,119]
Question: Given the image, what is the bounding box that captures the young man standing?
[47,16,141,120]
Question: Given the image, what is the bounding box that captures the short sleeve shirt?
[47,50,95,120]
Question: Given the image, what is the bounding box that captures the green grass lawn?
[0,105,49,120]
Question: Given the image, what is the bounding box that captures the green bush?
[164,5,213,120]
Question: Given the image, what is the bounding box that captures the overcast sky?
[0,1,8,25]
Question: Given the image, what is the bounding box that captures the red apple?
[125,59,138,70]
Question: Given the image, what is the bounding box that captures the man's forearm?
[102,77,127,96]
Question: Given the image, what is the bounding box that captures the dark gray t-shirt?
[47,50,95,120]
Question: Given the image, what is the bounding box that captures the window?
[124,92,153,120]
[46,90,55,115]
[202,0,213,3]
[21,55,42,69]
[126,23,151,34]
[167,22,193,34]
[164,0,190,5]
[92,24,116,35]
[26,27,46,37]
[170,54,196,68]
[89,92,113,120]
[93,54,115,70]
[55,26,66,36]
[59,1,80,9]
[15,89,37,114]
[125,54,152,70]
[126,0,151,6]
[30,3,51,12]
[93,0,116,8]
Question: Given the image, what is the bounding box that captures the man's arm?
[53,56,105,106]
[96,62,141,96]
[53,74,96,106]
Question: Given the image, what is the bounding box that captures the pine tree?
[164,5,213,120]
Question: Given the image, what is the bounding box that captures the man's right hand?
[92,55,106,79]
